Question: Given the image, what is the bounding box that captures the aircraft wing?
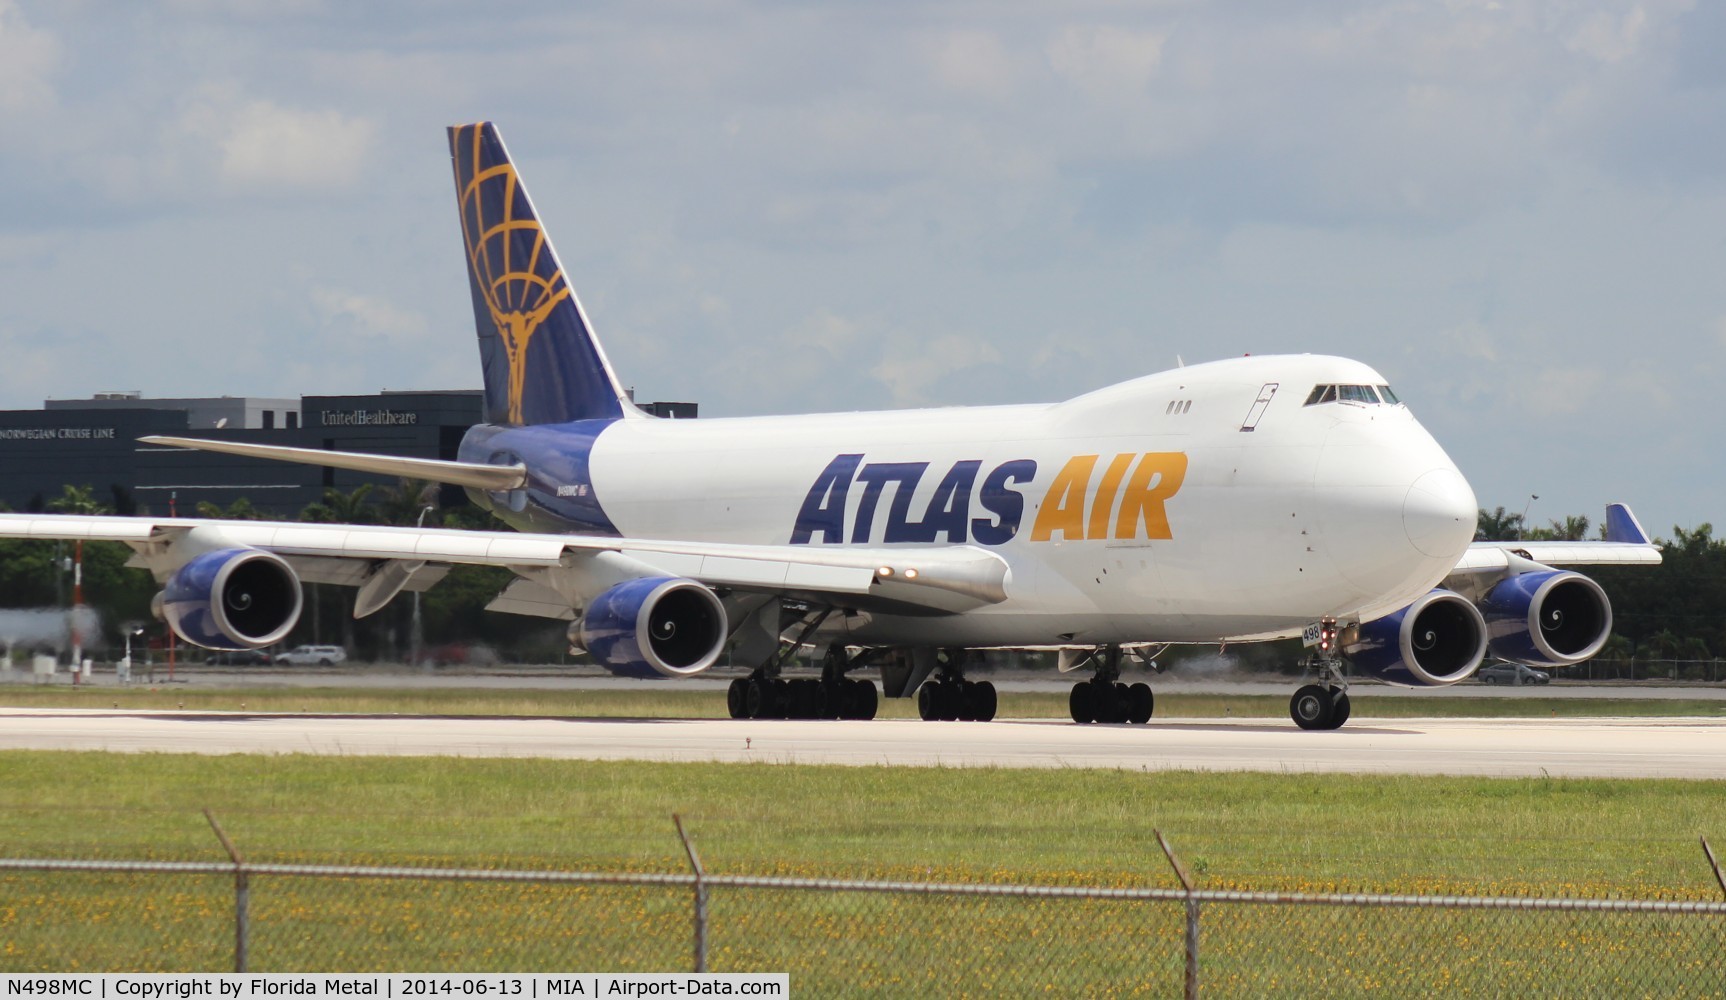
[0,513,1008,618]
[1445,502,1661,587]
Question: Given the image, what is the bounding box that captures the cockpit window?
[1304,383,1401,406]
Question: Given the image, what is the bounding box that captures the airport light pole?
[1517,494,1539,539]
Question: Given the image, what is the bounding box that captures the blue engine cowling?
[1481,570,1611,667]
[1349,589,1488,686]
[576,577,728,678]
[157,547,303,650]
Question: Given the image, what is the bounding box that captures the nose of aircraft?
[1404,467,1477,558]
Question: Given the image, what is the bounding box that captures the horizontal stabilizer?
[139,435,527,491]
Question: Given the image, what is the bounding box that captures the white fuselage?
[535,354,1478,647]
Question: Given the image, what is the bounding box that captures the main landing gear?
[1289,654,1350,731]
[1068,646,1154,725]
[916,650,997,722]
[726,641,879,720]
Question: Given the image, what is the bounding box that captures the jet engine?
[1481,570,1612,667]
[155,547,303,650]
[574,577,728,678]
[1348,589,1488,686]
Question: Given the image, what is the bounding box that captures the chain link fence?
[4,832,1725,995]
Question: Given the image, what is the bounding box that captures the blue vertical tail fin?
[448,122,630,426]
[1603,503,1650,544]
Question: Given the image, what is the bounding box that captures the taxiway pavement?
[1,708,1721,779]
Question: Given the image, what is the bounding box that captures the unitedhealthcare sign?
[318,409,419,427]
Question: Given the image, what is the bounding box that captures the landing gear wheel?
[846,678,878,720]
[1127,682,1154,725]
[1088,681,1127,724]
[744,677,776,719]
[917,683,940,721]
[1069,683,1095,724]
[727,678,748,719]
[956,681,997,722]
[1327,691,1351,729]
[1290,684,1334,730]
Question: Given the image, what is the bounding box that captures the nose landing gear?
[1289,647,1351,731]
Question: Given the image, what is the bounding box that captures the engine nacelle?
[1348,589,1488,687]
[1482,570,1611,667]
[575,577,727,678]
[157,547,303,650]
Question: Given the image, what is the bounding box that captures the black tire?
[1069,683,1094,724]
[1327,691,1351,729]
[936,683,960,721]
[850,679,878,721]
[971,681,998,722]
[1291,684,1333,730]
[1127,682,1154,724]
[917,683,939,721]
[752,678,786,719]
[318,659,334,666]
[1092,681,1125,724]
[726,678,748,719]
[1111,682,1131,724]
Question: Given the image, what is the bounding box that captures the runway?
[2,708,1722,779]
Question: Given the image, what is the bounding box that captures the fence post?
[1703,836,1726,901]
[204,810,249,972]
[674,815,708,973]
[1155,829,1199,1000]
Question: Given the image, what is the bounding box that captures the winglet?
[1603,503,1651,545]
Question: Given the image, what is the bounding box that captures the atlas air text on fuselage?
[790,452,1188,546]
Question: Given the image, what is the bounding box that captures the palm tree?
[299,483,377,525]
[296,484,380,656]
[375,478,440,527]
[194,497,267,520]
[1476,507,1524,541]
[1546,515,1590,541]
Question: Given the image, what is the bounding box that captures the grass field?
[3,681,1724,720]
[3,682,1724,991]
[2,750,1724,989]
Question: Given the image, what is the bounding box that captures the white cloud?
[870,333,1003,406]
[310,288,427,344]
[0,0,59,114]
[215,101,376,192]
[1435,322,1500,363]
[928,30,1016,99]
[1047,25,1168,101]
[1520,367,1603,415]
[1565,7,1651,64]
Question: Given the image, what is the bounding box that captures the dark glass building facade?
[2,391,695,517]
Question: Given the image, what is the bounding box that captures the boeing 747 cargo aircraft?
[0,123,1662,729]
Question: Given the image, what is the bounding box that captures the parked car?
[206,649,273,666]
[274,645,348,666]
[1476,662,1550,685]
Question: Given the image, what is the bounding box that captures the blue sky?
[0,0,1722,534]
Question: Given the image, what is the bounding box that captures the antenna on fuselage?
[1176,355,1185,368]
